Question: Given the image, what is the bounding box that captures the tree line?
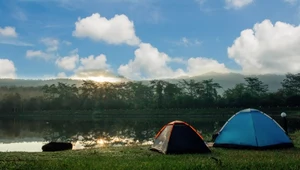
[0,73,300,113]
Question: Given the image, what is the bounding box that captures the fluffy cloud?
[26,50,52,60]
[0,59,17,78]
[118,43,228,80]
[225,0,253,9]
[41,38,59,52]
[54,50,112,80]
[55,54,79,71]
[57,72,67,78]
[187,57,230,76]
[25,38,70,61]
[0,26,18,38]
[69,54,121,82]
[72,13,141,46]
[228,19,300,74]
[0,26,32,46]
[118,43,185,80]
[77,54,110,71]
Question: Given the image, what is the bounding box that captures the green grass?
[1,146,300,170]
[1,131,300,170]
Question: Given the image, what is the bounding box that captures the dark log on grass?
[42,142,73,152]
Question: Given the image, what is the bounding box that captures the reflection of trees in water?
[0,119,20,137]
[34,119,222,144]
[1,116,300,144]
[41,119,162,147]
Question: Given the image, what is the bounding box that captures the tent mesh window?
[152,125,173,152]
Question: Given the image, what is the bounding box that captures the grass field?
[1,131,300,170]
[1,145,300,170]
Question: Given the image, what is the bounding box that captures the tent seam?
[250,112,259,147]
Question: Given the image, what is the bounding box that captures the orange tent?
[150,120,211,154]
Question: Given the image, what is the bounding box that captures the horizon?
[0,71,291,82]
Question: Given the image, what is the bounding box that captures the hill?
[172,72,285,92]
[0,72,286,92]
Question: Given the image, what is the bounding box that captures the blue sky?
[1,0,300,81]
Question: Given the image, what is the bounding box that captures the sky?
[1,0,300,81]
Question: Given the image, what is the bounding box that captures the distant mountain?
[0,72,286,93]
[168,72,286,92]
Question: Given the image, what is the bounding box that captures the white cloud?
[186,57,230,76]
[0,39,33,46]
[69,48,78,55]
[173,37,202,47]
[55,48,110,77]
[118,43,182,79]
[26,50,52,60]
[72,13,141,46]
[55,54,79,71]
[0,26,18,38]
[62,40,72,46]
[40,38,59,52]
[225,0,253,9]
[0,59,17,78]
[57,72,67,78]
[228,19,300,75]
[68,53,119,82]
[25,38,64,61]
[0,26,33,46]
[77,54,110,71]
[118,43,224,80]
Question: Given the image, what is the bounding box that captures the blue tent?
[213,108,294,149]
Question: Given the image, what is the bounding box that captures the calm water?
[1,114,300,152]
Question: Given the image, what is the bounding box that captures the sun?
[96,138,106,146]
[84,76,121,83]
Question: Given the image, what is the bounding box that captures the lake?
[1,113,300,152]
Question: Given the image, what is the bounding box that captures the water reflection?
[0,136,154,152]
[0,142,45,152]
[0,115,300,152]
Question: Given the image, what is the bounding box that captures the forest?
[0,73,300,114]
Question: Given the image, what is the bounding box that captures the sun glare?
[72,76,122,83]
[96,138,106,146]
[87,76,121,83]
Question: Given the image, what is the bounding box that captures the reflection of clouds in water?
[0,142,46,152]
[73,141,85,150]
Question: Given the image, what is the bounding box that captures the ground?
[0,131,299,170]
[0,145,300,170]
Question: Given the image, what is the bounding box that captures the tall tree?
[244,77,268,96]
[201,79,222,106]
[281,73,300,95]
[150,80,168,108]
[223,83,247,107]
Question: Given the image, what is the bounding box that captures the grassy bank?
[1,146,300,170]
[1,132,300,170]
